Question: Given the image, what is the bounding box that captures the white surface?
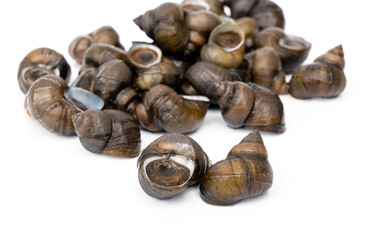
[0,0,365,239]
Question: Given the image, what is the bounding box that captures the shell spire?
[315,45,345,70]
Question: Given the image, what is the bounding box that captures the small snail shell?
[94,59,132,103]
[142,84,210,134]
[181,0,210,13]
[72,67,97,92]
[200,130,273,205]
[115,87,140,114]
[246,47,288,94]
[134,3,190,55]
[18,48,71,94]
[248,0,285,29]
[25,75,104,135]
[135,103,163,132]
[138,133,211,199]
[229,0,258,18]
[72,109,141,157]
[236,17,259,50]
[185,61,245,101]
[289,45,346,99]
[69,26,124,63]
[200,23,245,69]
[127,44,180,90]
[203,0,226,16]
[83,43,128,68]
[255,27,311,74]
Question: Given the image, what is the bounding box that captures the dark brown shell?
[229,0,258,18]
[18,48,71,94]
[72,109,141,157]
[249,0,285,29]
[94,59,132,103]
[72,67,97,92]
[289,45,346,99]
[255,27,311,74]
[200,130,273,205]
[141,84,209,134]
[246,47,288,94]
[83,43,128,68]
[138,133,211,199]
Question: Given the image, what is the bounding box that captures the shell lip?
[279,35,311,52]
[141,155,195,189]
[208,23,245,52]
[64,87,104,111]
[181,95,210,103]
[181,0,210,13]
[128,43,162,69]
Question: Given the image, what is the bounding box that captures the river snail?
[254,27,311,74]
[72,109,141,157]
[227,0,258,18]
[83,43,128,68]
[200,130,273,205]
[134,3,190,55]
[137,84,210,134]
[18,48,71,94]
[245,47,288,94]
[200,23,245,69]
[236,17,259,51]
[72,67,98,92]
[138,133,211,199]
[289,45,346,99]
[127,43,180,90]
[69,26,124,63]
[25,75,104,136]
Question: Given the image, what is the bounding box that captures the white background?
[0,0,365,239]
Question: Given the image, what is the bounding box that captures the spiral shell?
[72,109,141,157]
[18,48,71,94]
[83,43,128,68]
[138,133,211,199]
[289,45,346,99]
[200,130,273,205]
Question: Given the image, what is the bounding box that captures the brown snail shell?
[25,75,104,135]
[248,0,285,29]
[135,103,163,132]
[200,130,273,205]
[134,3,190,55]
[83,43,128,68]
[254,27,311,74]
[128,44,180,90]
[94,59,132,103]
[69,26,124,63]
[203,0,226,15]
[18,48,71,94]
[138,133,211,199]
[72,109,141,157]
[228,0,258,18]
[72,67,97,92]
[200,23,245,69]
[115,87,140,114]
[141,84,209,134]
[289,45,346,99]
[235,17,259,50]
[185,61,244,101]
[246,47,288,94]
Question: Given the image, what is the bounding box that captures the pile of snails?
[17,0,347,205]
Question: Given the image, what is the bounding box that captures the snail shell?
[200,23,245,69]
[72,109,141,157]
[138,133,211,199]
[181,0,210,14]
[83,43,128,68]
[246,47,288,94]
[254,27,311,74]
[69,26,124,63]
[236,17,259,50]
[134,3,190,55]
[248,0,285,29]
[229,0,258,18]
[72,67,97,92]
[25,75,104,135]
[289,45,346,99]
[141,84,210,134]
[128,44,180,90]
[18,48,71,94]
[200,130,273,205]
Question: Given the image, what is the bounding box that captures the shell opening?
[142,155,195,187]
[209,23,245,52]
[279,35,311,51]
[181,0,210,13]
[64,87,104,111]
[181,95,210,103]
[128,44,162,69]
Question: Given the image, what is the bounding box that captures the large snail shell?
[138,133,211,199]
[94,59,132,103]
[185,61,243,100]
[25,75,104,135]
[200,130,273,205]
[249,0,285,29]
[18,48,71,94]
[245,83,285,133]
[255,27,311,74]
[83,43,128,68]
[142,84,209,134]
[134,3,190,55]
[289,45,346,99]
[246,47,288,94]
[72,109,141,157]
[200,23,245,69]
